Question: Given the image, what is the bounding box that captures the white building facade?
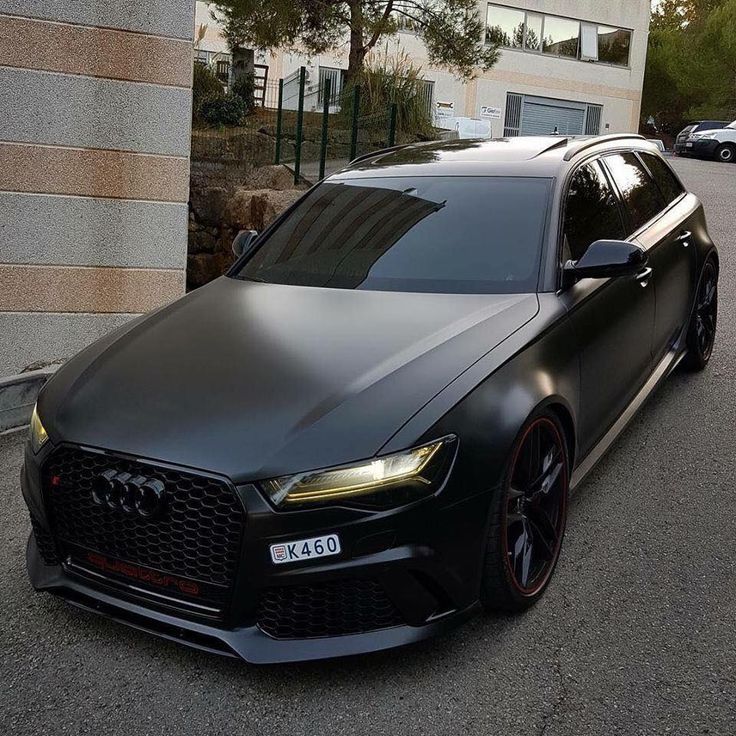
[195,0,650,137]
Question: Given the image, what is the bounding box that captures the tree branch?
[363,0,394,52]
[392,6,428,28]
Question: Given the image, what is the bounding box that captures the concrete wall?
[0,1,195,376]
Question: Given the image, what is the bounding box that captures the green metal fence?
[191,66,400,185]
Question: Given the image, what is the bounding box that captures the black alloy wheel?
[481,411,569,612]
[685,260,718,371]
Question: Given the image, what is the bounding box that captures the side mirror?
[232,229,258,258]
[564,240,647,284]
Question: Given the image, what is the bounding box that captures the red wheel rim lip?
[501,416,569,597]
[697,262,717,361]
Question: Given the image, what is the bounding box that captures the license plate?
[686,142,694,147]
[269,534,341,565]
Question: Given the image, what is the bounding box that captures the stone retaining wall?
[188,164,307,289]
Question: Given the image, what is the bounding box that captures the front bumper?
[22,440,491,663]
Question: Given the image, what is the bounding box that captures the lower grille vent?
[258,578,404,639]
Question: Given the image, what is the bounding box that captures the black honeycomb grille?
[257,578,404,639]
[30,514,59,565]
[43,447,244,589]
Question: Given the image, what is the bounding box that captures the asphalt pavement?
[1,155,734,735]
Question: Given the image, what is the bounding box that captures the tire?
[480,410,570,613]
[715,144,735,163]
[684,259,718,371]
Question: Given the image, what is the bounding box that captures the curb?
[0,367,58,433]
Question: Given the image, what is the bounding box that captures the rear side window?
[603,153,665,233]
[640,152,685,206]
[563,161,626,262]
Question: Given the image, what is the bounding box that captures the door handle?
[635,266,653,286]
[676,230,692,247]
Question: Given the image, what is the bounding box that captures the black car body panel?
[39,279,538,481]
[674,120,728,154]
[22,135,718,663]
[689,138,721,159]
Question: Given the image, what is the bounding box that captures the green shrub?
[231,71,256,113]
[345,49,434,137]
[193,63,224,119]
[199,93,248,127]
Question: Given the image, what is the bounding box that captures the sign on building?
[436,100,455,119]
[480,105,502,119]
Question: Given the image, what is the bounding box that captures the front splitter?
[27,534,479,664]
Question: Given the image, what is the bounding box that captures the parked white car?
[686,120,736,163]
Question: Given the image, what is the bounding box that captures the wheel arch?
[544,401,576,468]
[421,362,579,498]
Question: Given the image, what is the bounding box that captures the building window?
[542,16,580,59]
[486,6,525,48]
[525,13,543,51]
[597,25,632,66]
[485,4,631,67]
[318,67,344,105]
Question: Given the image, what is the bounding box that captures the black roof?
[334,134,655,180]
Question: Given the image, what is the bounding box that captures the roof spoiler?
[348,143,413,166]
[534,137,571,157]
[563,134,647,161]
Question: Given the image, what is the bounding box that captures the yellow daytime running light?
[266,440,447,506]
[30,405,49,453]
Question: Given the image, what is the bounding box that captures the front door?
[559,159,655,458]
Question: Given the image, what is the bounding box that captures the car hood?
[40,277,538,482]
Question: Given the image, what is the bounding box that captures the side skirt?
[570,347,686,491]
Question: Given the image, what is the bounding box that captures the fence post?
[387,103,397,147]
[319,77,331,181]
[274,78,284,164]
[294,66,306,185]
[349,85,360,161]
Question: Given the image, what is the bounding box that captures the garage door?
[521,99,585,135]
[503,93,602,137]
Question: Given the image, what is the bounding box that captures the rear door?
[603,151,697,363]
[559,159,655,456]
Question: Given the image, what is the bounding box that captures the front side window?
[639,153,685,206]
[486,5,525,48]
[604,153,665,233]
[236,176,552,294]
[563,162,626,262]
[542,16,580,58]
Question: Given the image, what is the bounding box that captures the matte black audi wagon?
[22,135,718,663]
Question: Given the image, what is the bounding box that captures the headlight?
[263,436,456,509]
[29,404,49,453]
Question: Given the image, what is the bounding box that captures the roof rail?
[563,134,647,161]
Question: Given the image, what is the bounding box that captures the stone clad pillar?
[0,1,195,376]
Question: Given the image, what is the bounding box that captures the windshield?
[235,176,551,294]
